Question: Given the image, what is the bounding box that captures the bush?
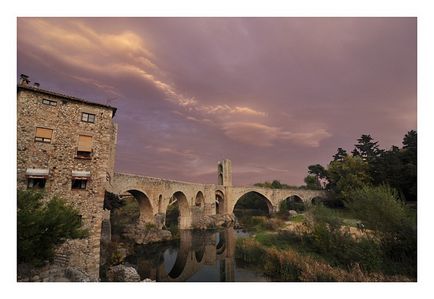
[236,238,411,281]
[17,190,88,266]
[345,185,410,232]
[322,197,345,209]
[301,204,384,272]
[345,185,417,277]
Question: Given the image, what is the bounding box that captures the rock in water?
[107,265,141,282]
[64,267,92,282]
[121,224,172,244]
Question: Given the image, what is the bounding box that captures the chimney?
[19,74,30,85]
[33,82,40,88]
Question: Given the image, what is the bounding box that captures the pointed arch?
[195,191,204,208]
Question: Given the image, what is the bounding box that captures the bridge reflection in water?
[123,228,267,282]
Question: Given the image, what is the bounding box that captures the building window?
[34,127,53,143]
[72,179,88,190]
[27,177,46,189]
[42,98,57,106]
[81,112,95,123]
[76,135,92,159]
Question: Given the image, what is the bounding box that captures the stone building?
[17,75,118,280]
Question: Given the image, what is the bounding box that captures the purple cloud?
[17,17,416,185]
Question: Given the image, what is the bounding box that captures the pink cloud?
[222,122,331,147]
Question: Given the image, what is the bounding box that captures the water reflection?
[121,228,268,282]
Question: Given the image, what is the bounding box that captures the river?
[103,228,270,282]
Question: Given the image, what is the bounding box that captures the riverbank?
[234,206,416,282]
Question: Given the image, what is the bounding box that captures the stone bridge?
[108,159,327,229]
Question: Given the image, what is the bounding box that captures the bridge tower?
[217,159,232,186]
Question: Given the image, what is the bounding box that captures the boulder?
[107,265,141,282]
[122,223,172,244]
[192,214,237,230]
[154,213,166,229]
[288,210,298,217]
[64,267,92,282]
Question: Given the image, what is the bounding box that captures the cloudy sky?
[17,17,417,186]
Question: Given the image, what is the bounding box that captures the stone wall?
[17,85,117,280]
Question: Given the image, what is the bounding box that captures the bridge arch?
[215,190,225,214]
[165,191,192,229]
[233,191,273,215]
[195,191,204,208]
[280,194,306,212]
[121,189,154,223]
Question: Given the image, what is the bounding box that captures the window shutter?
[35,127,53,139]
[78,135,92,152]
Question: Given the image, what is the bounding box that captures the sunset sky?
[17,17,417,186]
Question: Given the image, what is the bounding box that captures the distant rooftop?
[17,74,117,116]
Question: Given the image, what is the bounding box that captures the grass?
[236,196,416,280]
[342,218,360,227]
[289,214,305,223]
[236,238,412,282]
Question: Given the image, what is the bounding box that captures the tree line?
[304,130,417,202]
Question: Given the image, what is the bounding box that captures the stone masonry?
[17,77,117,280]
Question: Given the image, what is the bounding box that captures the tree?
[271,180,282,189]
[17,190,88,265]
[332,147,348,162]
[254,180,295,189]
[304,130,417,202]
[308,164,327,179]
[308,164,328,189]
[351,134,381,161]
[400,130,417,200]
[403,130,417,151]
[371,130,417,201]
[327,155,371,198]
[372,146,403,190]
[304,175,321,190]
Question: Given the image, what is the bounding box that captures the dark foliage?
[253,180,299,189]
[103,191,124,210]
[17,190,88,266]
[346,185,417,277]
[332,147,348,161]
[304,130,417,201]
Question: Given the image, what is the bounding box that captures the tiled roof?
[17,84,117,115]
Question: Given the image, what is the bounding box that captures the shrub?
[345,185,417,277]
[345,185,410,233]
[110,197,140,236]
[17,190,88,266]
[301,204,384,272]
[236,238,411,281]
